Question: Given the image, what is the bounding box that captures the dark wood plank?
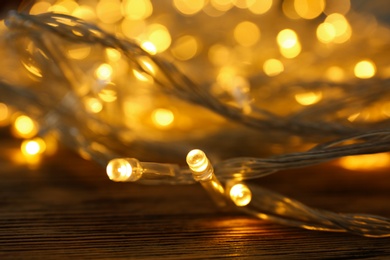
[1,139,390,259]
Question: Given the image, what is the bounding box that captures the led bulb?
[186,149,213,181]
[229,183,252,207]
[106,158,143,182]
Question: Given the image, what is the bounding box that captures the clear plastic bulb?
[186,149,227,208]
[229,183,252,207]
[106,158,143,182]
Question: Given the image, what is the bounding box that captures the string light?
[354,60,376,79]
[0,1,390,238]
[186,149,226,208]
[21,137,46,156]
[12,115,38,139]
[229,183,252,207]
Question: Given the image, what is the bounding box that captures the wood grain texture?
[1,139,390,259]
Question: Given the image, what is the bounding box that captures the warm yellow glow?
[173,0,206,15]
[282,0,300,19]
[121,18,146,39]
[30,1,52,15]
[96,0,122,24]
[133,69,153,82]
[21,138,46,156]
[233,0,256,9]
[324,0,350,15]
[280,42,301,59]
[186,149,209,174]
[294,0,325,19]
[122,0,153,20]
[325,13,352,43]
[48,4,69,14]
[277,29,298,49]
[107,158,142,182]
[229,183,252,207]
[72,5,96,20]
[152,108,174,128]
[234,21,260,47]
[138,57,156,75]
[248,0,273,14]
[326,66,345,82]
[277,29,301,58]
[13,115,38,138]
[146,24,171,53]
[354,60,376,79]
[21,61,42,78]
[55,0,78,14]
[98,83,117,103]
[208,44,232,66]
[95,63,113,81]
[141,41,157,55]
[316,22,336,44]
[67,45,91,60]
[347,113,360,122]
[171,35,199,61]
[263,59,284,76]
[339,153,390,171]
[211,0,234,11]
[295,91,323,106]
[85,97,103,113]
[105,48,122,62]
[0,103,10,125]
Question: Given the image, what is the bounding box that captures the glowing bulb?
[234,21,260,47]
[122,0,153,20]
[325,13,352,44]
[96,0,122,24]
[248,0,273,14]
[13,115,38,138]
[354,60,376,79]
[316,22,336,44]
[171,35,199,61]
[21,138,46,156]
[186,149,210,175]
[105,48,121,62]
[85,97,103,113]
[173,0,205,15]
[326,66,345,82]
[263,59,284,76]
[72,5,96,21]
[106,158,143,182]
[295,91,323,106]
[229,183,252,207]
[30,1,52,15]
[141,41,157,55]
[277,29,298,49]
[95,63,113,81]
[294,0,325,19]
[152,108,174,128]
[186,149,227,207]
[277,29,301,59]
[146,24,171,53]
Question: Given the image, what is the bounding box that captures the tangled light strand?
[0,12,389,237]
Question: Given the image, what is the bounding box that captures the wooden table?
[1,137,390,259]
